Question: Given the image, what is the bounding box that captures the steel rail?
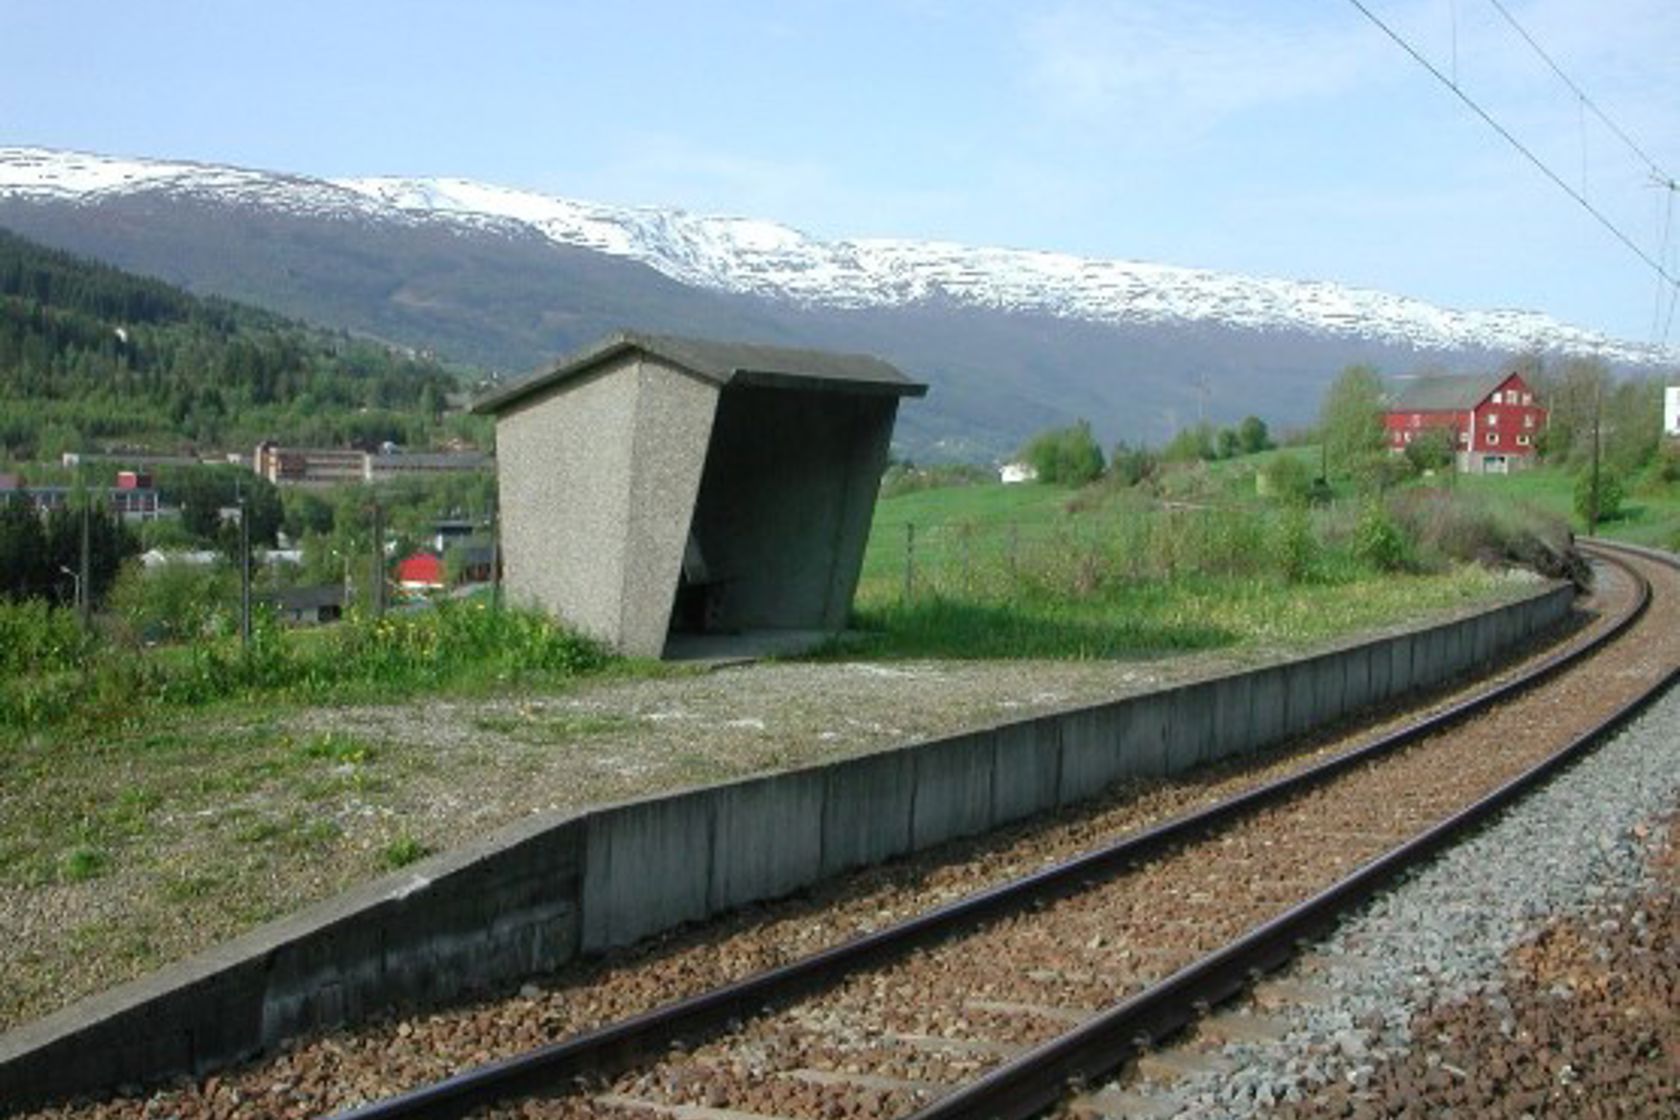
[335,548,1649,1120]
[912,540,1674,1119]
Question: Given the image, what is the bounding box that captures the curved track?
[320,542,1680,1120]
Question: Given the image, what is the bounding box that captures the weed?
[301,732,373,765]
[60,845,109,882]
[381,835,430,869]
[162,871,223,902]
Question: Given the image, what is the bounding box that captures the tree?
[1319,365,1387,485]
[1022,420,1106,485]
[0,491,49,599]
[1574,469,1624,528]
[1161,422,1216,463]
[1109,441,1158,487]
[1215,427,1242,460]
[1403,427,1456,474]
[1257,453,1323,506]
[40,499,139,607]
[1237,415,1272,455]
[166,466,282,549]
[1533,357,1608,466]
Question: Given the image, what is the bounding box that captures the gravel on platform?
[1109,680,1680,1118]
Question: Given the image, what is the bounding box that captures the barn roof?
[1387,371,1516,412]
[473,331,927,415]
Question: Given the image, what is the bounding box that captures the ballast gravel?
[1106,680,1680,1119]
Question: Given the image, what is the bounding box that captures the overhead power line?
[1342,0,1680,321]
[1485,0,1675,190]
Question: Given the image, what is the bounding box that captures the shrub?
[1274,507,1319,583]
[1573,469,1624,526]
[1257,454,1318,506]
[108,558,235,643]
[1023,420,1105,485]
[1353,501,1412,573]
[1108,442,1158,488]
[0,599,95,675]
[1403,427,1456,474]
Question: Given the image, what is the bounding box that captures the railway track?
[279,541,1679,1120]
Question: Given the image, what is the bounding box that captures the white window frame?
[1488,432,1500,445]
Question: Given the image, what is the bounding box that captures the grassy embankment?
[1452,462,1680,548]
[847,448,1557,659]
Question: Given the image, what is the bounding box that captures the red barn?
[1384,370,1545,474]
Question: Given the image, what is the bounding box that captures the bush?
[109,558,235,643]
[0,600,611,732]
[0,599,95,675]
[1403,427,1456,474]
[1353,502,1412,573]
[1023,421,1105,485]
[1274,507,1319,584]
[1257,454,1318,506]
[1109,442,1158,488]
[1573,469,1624,526]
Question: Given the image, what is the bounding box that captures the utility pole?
[77,497,91,629]
[238,484,251,655]
[489,495,502,612]
[371,501,386,620]
[1588,382,1602,538]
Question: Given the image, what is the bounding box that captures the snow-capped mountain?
[2,146,1669,368]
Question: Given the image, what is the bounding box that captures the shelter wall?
[623,358,721,656]
[687,388,898,631]
[496,360,644,647]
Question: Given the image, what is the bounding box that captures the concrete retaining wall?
[0,582,1575,1110]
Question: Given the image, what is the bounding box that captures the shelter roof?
[473,330,927,415]
[1387,371,1516,412]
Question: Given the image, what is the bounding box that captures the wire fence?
[856,505,1294,606]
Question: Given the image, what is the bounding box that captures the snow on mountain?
[2,146,1671,367]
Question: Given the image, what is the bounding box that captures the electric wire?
[1342,0,1680,303]
[1485,0,1675,189]
[1480,0,1678,344]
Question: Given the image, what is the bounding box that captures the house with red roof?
[394,551,445,593]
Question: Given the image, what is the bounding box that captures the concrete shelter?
[474,331,926,658]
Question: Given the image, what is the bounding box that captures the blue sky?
[5,0,1678,346]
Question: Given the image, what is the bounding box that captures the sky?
[4,0,1679,347]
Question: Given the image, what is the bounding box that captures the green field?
[1452,463,1680,548]
[846,454,1546,660]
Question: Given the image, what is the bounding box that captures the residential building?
[1384,370,1546,474]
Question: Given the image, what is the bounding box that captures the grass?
[1452,462,1680,548]
[0,445,1601,1029]
[849,464,1541,660]
[381,835,431,869]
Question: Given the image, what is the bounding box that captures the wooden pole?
[904,522,915,604]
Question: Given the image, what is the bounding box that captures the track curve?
[317,544,1679,1120]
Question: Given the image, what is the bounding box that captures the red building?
[1384,370,1546,474]
[394,551,445,592]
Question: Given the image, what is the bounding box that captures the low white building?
[999,461,1038,484]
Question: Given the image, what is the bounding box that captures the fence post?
[962,522,972,598]
[904,522,915,604]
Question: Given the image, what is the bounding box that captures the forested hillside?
[0,226,481,460]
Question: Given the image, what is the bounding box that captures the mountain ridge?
[4,145,1668,368]
[2,145,1672,461]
